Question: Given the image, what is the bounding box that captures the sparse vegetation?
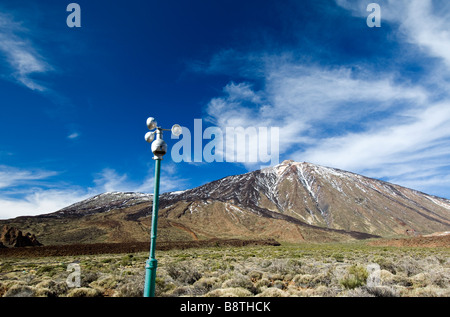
[0,242,448,297]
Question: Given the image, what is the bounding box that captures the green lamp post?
[143,117,182,297]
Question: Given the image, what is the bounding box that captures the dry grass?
[0,242,448,297]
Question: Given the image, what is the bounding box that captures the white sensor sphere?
[171,124,182,137]
[146,117,157,130]
[145,131,155,143]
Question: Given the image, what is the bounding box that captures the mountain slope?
[159,160,450,237]
[1,161,449,245]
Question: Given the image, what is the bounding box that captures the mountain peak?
[39,191,153,219]
[280,159,296,165]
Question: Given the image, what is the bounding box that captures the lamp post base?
[144,258,158,297]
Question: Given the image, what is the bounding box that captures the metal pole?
[144,157,161,297]
[144,118,179,298]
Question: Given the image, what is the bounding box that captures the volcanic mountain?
[2,160,450,245]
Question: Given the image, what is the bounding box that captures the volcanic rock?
[0,225,42,247]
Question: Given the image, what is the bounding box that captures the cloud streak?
[205,58,431,159]
[0,164,187,219]
[336,0,450,69]
[0,165,58,189]
[201,0,450,198]
[299,101,450,172]
[0,11,51,91]
[93,165,185,194]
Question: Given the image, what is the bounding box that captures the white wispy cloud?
[0,165,58,189]
[205,58,430,166]
[67,132,80,140]
[0,164,187,219]
[298,101,450,173]
[0,188,92,220]
[93,165,185,194]
[0,165,89,219]
[336,0,450,69]
[201,0,450,198]
[0,11,51,91]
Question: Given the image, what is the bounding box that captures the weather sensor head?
[171,124,182,137]
[146,117,157,130]
[151,138,167,159]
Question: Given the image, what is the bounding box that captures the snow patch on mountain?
[427,196,450,210]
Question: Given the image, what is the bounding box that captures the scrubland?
[0,242,448,297]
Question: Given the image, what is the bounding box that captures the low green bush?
[340,264,369,289]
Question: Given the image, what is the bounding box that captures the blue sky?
[1,0,450,219]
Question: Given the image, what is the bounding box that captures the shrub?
[267,259,301,275]
[379,269,395,285]
[366,285,399,297]
[248,270,263,281]
[293,274,315,288]
[120,254,134,266]
[266,273,283,282]
[67,287,102,297]
[36,265,57,276]
[340,265,369,289]
[34,287,56,297]
[3,285,35,297]
[221,274,254,291]
[193,277,220,293]
[345,287,373,297]
[101,258,113,263]
[155,276,176,296]
[116,273,144,297]
[116,282,143,297]
[333,254,345,262]
[432,269,450,288]
[373,256,396,274]
[205,287,252,297]
[254,278,271,292]
[36,279,68,297]
[409,285,450,297]
[255,287,287,297]
[166,262,202,284]
[81,271,99,287]
[272,280,284,289]
[396,256,421,277]
[170,285,195,296]
[0,262,13,273]
[89,274,119,293]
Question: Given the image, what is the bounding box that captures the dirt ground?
[0,238,280,257]
[369,234,450,248]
